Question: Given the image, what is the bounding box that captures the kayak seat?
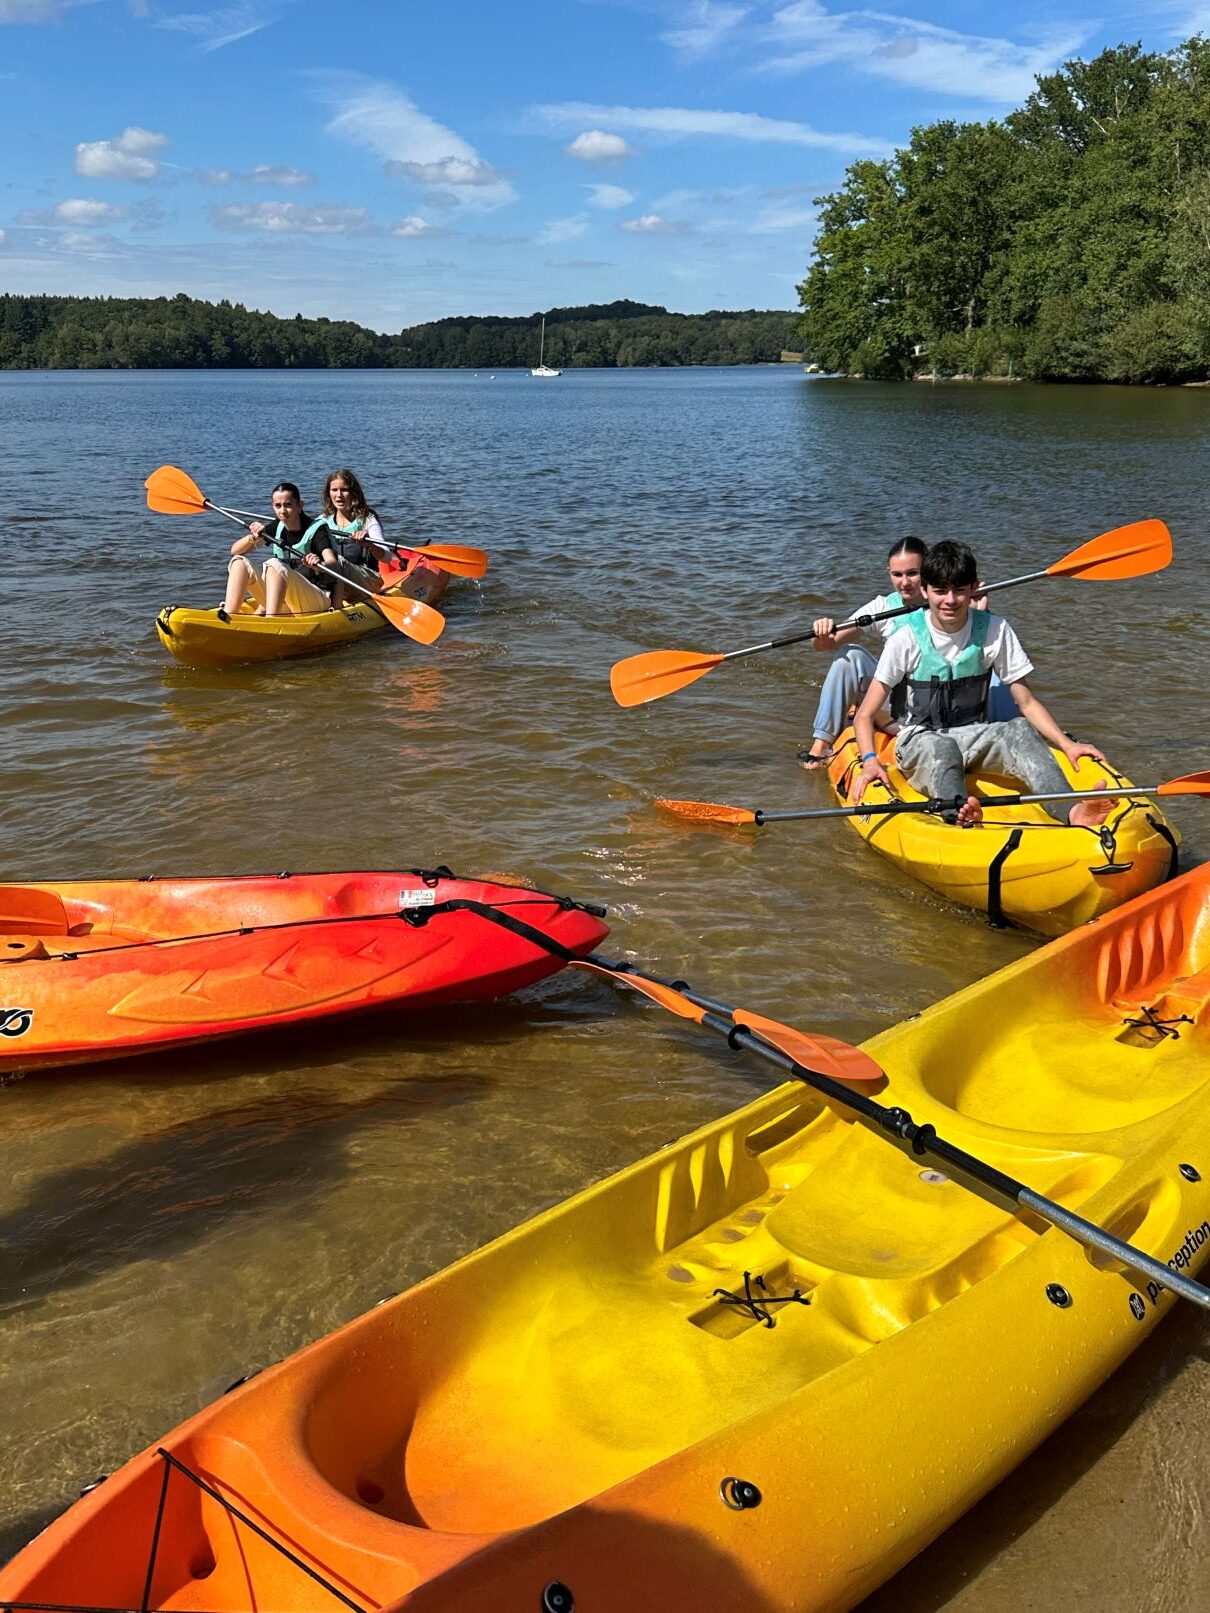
[0,885,70,936]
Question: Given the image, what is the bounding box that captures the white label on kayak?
[399,888,437,908]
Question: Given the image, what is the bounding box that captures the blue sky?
[2,1,1206,329]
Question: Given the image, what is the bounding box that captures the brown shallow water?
[0,368,1207,1603]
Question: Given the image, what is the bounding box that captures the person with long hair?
[321,467,392,606]
[223,481,336,618]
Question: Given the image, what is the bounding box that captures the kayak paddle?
[572,958,883,1082]
[583,954,1210,1313]
[211,497,489,579]
[609,519,1173,707]
[144,466,445,645]
[657,770,1210,827]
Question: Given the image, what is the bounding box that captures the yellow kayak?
[826,725,1179,934]
[155,556,448,667]
[4,863,1209,1611]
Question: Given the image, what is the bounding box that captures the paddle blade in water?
[377,591,446,645]
[656,797,759,826]
[1047,519,1172,581]
[610,649,725,708]
[145,464,208,514]
[571,960,707,1022]
[1156,770,1210,796]
[735,1012,885,1084]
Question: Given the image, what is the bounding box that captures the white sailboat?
[531,315,561,377]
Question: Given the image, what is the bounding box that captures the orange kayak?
[0,869,607,1074]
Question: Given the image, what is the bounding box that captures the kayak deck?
[5,866,1209,1611]
[827,726,1179,934]
[155,555,448,667]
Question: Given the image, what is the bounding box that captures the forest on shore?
[798,39,1210,383]
[0,295,799,370]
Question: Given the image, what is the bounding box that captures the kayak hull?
[0,869,607,1074]
[826,726,1179,935]
[155,556,448,667]
[4,864,1209,1609]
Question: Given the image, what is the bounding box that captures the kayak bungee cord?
[577,956,1210,1315]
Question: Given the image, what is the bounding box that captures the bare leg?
[264,565,288,616]
[225,555,258,615]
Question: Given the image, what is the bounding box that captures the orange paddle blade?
[1046,519,1172,581]
[145,464,209,514]
[610,648,725,708]
[414,543,489,579]
[656,797,758,825]
[377,591,445,645]
[734,1011,885,1083]
[571,960,707,1022]
[1156,770,1210,796]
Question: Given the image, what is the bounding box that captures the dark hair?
[322,467,374,523]
[886,536,927,563]
[271,481,302,501]
[922,540,978,590]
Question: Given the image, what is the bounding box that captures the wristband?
[859,752,877,763]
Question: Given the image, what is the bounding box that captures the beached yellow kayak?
[3,863,1209,1611]
[826,725,1179,934]
[155,556,448,667]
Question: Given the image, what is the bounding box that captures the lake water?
[1,367,1207,1607]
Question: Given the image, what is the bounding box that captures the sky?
[2,0,1208,331]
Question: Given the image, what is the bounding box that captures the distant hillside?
[0,293,800,370]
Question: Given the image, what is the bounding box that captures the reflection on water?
[1,369,1208,1598]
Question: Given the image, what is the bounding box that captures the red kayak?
[0,869,608,1074]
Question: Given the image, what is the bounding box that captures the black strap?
[401,897,580,962]
[1145,812,1180,883]
[986,827,1024,929]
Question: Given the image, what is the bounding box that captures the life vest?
[890,610,992,730]
[327,515,381,570]
[265,516,329,562]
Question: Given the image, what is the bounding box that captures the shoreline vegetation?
[797,38,1210,385]
[0,296,799,371]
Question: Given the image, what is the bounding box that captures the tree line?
[797,38,1210,383]
[0,293,799,370]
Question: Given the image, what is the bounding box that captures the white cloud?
[763,4,1085,103]
[250,164,312,186]
[314,73,516,210]
[55,198,127,224]
[546,257,613,269]
[539,214,590,244]
[391,215,454,238]
[537,102,889,158]
[75,126,168,181]
[156,3,279,52]
[210,201,376,235]
[0,0,75,17]
[565,129,635,165]
[197,168,232,186]
[0,228,6,246]
[587,183,633,209]
[662,1,750,57]
[620,213,689,235]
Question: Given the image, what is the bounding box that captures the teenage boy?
[851,540,1114,829]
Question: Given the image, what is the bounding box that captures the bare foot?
[956,794,983,828]
[797,739,835,770]
[1069,778,1117,828]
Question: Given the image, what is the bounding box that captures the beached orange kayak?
[0,869,607,1074]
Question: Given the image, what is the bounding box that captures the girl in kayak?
[223,481,336,618]
[850,539,1115,828]
[321,467,392,606]
[800,538,927,768]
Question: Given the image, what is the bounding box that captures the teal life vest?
[266,516,330,562]
[891,610,992,729]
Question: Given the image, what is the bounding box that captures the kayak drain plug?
[542,1582,574,1612]
[1046,1284,1073,1309]
[720,1476,763,1510]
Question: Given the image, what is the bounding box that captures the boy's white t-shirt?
[874,611,1033,735]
